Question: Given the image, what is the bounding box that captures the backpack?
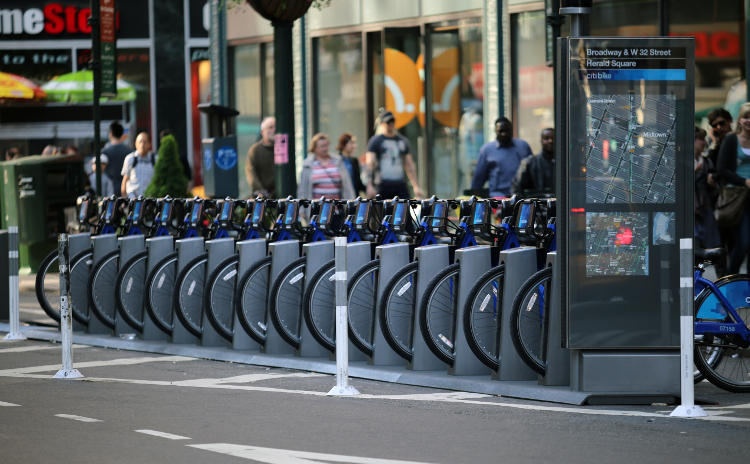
[131,152,156,168]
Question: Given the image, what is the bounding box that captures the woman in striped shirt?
[298,133,355,204]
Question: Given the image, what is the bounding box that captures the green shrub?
[144,135,188,198]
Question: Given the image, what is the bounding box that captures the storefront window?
[428,18,484,198]
[668,0,744,120]
[590,1,658,37]
[233,44,263,199]
[512,11,553,154]
[314,34,367,164]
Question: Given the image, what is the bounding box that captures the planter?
[245,0,312,22]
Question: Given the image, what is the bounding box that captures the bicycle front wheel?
[463,265,505,371]
[303,260,336,352]
[203,254,239,341]
[694,273,750,393]
[115,251,149,331]
[379,262,419,362]
[173,253,208,337]
[347,259,380,357]
[418,264,460,366]
[510,267,552,376]
[235,257,272,344]
[145,252,178,335]
[88,250,120,329]
[36,248,93,324]
[269,257,307,349]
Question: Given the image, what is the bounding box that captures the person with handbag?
[716,102,750,274]
[695,127,721,251]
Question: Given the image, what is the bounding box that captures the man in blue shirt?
[471,117,533,197]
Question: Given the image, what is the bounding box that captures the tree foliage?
[144,135,189,198]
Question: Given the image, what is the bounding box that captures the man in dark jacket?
[511,128,555,197]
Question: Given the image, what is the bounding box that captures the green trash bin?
[0,155,85,274]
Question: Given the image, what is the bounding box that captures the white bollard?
[3,227,25,341]
[670,238,705,417]
[327,237,359,397]
[53,234,83,380]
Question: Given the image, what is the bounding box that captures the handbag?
[714,185,749,227]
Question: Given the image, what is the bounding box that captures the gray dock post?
[3,227,24,341]
[407,244,450,371]
[68,233,91,332]
[263,240,298,355]
[369,243,410,366]
[201,238,235,347]
[539,252,569,386]
[115,235,146,336]
[298,241,334,357]
[231,239,266,351]
[449,246,493,376]
[493,247,538,381]
[342,242,370,362]
[143,236,173,341]
[171,237,204,344]
[87,234,118,335]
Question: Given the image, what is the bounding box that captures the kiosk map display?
[585,212,649,276]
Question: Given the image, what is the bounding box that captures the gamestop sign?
[0,1,148,40]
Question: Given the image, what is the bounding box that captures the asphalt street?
[0,338,749,464]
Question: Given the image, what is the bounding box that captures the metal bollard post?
[3,226,25,341]
[327,237,359,396]
[670,238,705,417]
[53,234,83,379]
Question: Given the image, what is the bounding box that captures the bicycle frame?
[694,271,750,345]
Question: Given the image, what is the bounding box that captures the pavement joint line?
[0,355,195,374]
[0,344,90,354]
[0,401,20,406]
[135,430,191,440]
[54,414,101,422]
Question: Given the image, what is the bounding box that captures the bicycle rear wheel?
[269,257,307,349]
[418,264,460,366]
[379,262,419,362]
[303,260,336,352]
[88,250,120,329]
[145,252,178,335]
[347,259,379,357]
[694,274,750,393]
[462,265,505,371]
[204,254,239,341]
[235,256,272,344]
[510,267,552,376]
[115,251,149,331]
[173,253,208,337]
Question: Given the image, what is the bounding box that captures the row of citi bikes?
[34,193,750,393]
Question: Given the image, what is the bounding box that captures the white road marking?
[0,401,20,406]
[0,355,194,374]
[55,414,101,422]
[0,344,89,354]
[135,430,191,440]
[188,443,438,464]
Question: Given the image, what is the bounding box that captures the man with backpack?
[121,132,157,198]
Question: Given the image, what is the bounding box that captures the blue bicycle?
[693,247,750,393]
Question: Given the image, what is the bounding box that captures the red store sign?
[0,3,120,35]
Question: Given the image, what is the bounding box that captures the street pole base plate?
[53,369,84,379]
[2,333,27,341]
[670,405,707,417]
[327,385,360,397]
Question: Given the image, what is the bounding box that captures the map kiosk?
[557,37,694,396]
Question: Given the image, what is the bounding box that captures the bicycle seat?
[695,247,727,263]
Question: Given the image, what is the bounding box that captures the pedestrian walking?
[717,102,750,274]
[337,133,366,197]
[102,121,131,196]
[365,111,422,199]
[511,128,555,197]
[471,117,533,198]
[298,133,355,203]
[88,154,114,198]
[121,133,157,199]
[707,108,733,167]
[246,117,276,198]
[694,127,721,251]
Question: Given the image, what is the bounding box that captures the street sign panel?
[100,0,117,97]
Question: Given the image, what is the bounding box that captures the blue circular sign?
[215,146,238,170]
[203,148,212,171]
